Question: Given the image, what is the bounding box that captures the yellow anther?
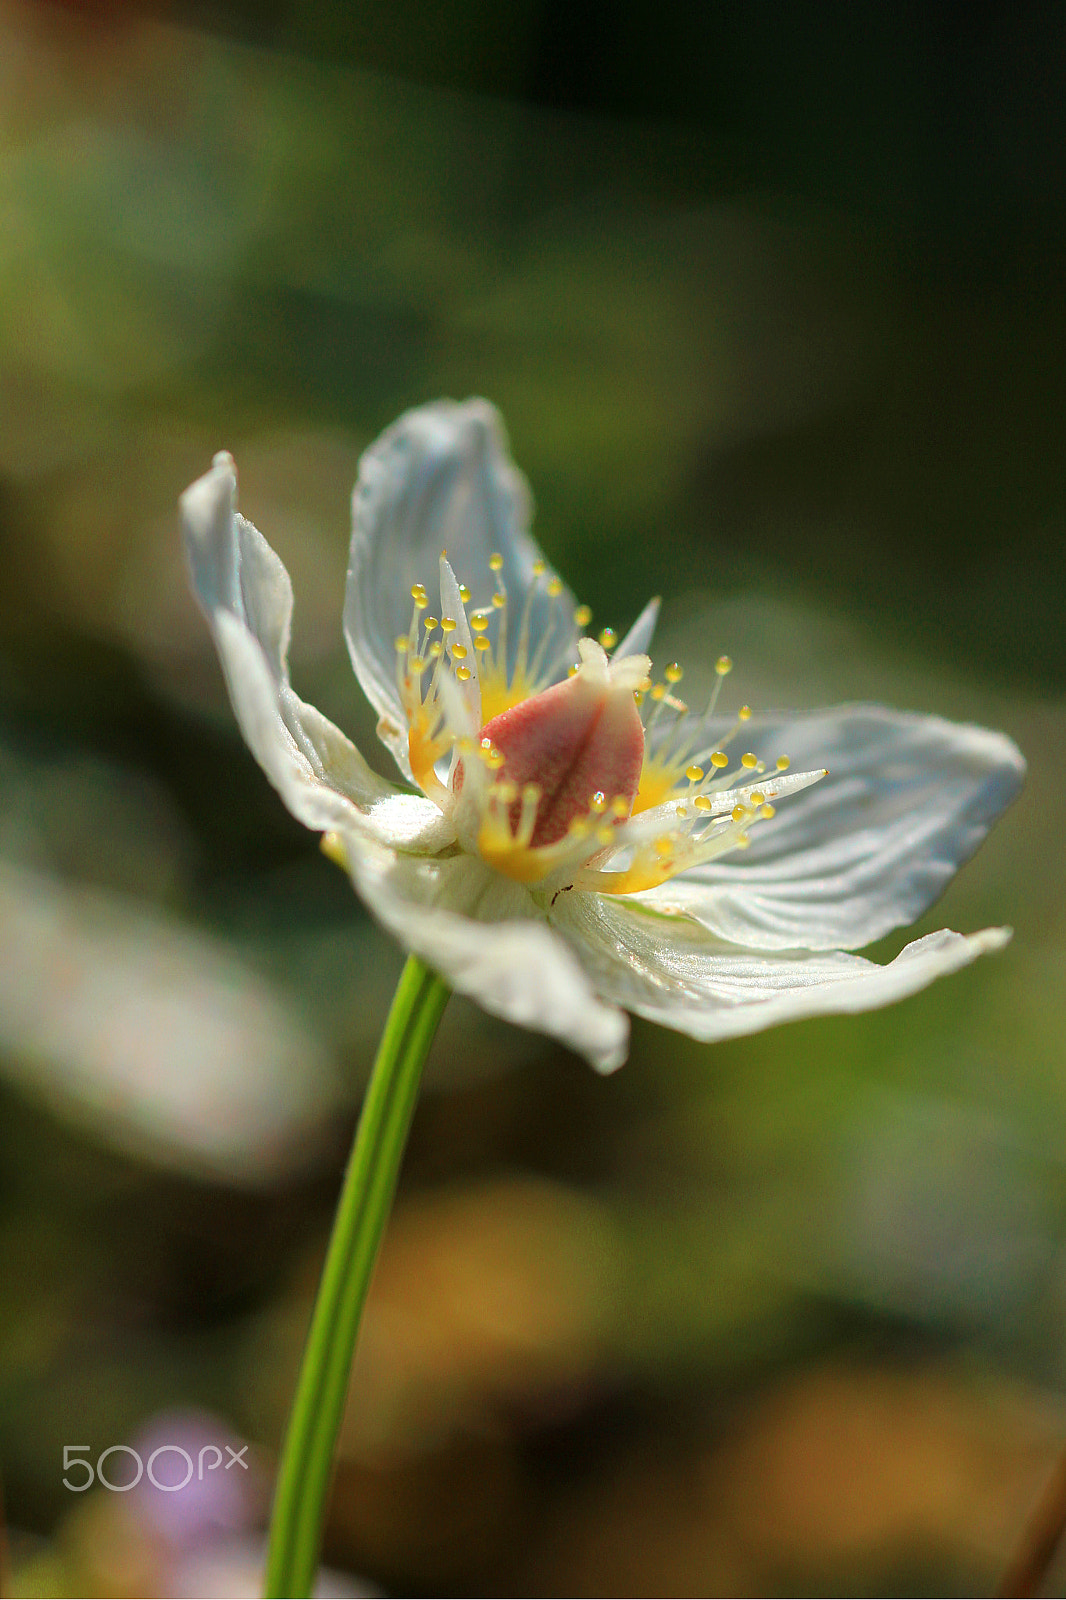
[760,802,776,819]
[408,656,427,675]
[596,824,615,847]
[522,783,541,805]
[458,583,471,604]
[685,764,704,783]
[650,683,666,701]
[664,663,683,684]
[749,790,765,805]
[639,676,653,692]
[441,616,457,633]
[741,752,758,770]
[776,754,790,771]
[694,794,712,812]
[611,796,630,818]
[716,655,732,676]
[455,665,472,681]
[458,737,476,755]
[450,642,468,660]
[489,552,504,571]
[428,641,443,658]
[736,833,751,849]
[491,593,506,609]
[320,831,348,870]
[532,559,546,577]
[711,751,729,769]
[590,791,608,814]
[474,635,491,652]
[633,689,644,704]
[410,583,427,602]
[654,836,673,858]
[547,576,563,597]
[599,626,618,650]
[676,803,688,818]
[423,616,439,632]
[494,779,518,803]
[731,804,748,823]
[487,751,506,771]
[739,705,752,721]
[394,634,409,653]
[469,612,489,632]
[569,817,592,839]
[568,663,580,677]
[574,604,592,628]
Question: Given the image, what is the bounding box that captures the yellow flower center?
[392,555,804,891]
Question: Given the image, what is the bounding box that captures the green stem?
[264,953,450,1599]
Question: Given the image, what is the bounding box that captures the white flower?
[181,400,1024,1073]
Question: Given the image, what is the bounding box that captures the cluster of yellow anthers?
[393,552,806,895]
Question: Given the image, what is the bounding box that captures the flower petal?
[335,835,629,1072]
[554,891,1011,1043]
[181,453,452,851]
[344,400,578,777]
[614,595,661,661]
[642,705,1024,950]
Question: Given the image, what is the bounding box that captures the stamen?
[703,654,732,718]
[599,627,618,651]
[574,604,592,629]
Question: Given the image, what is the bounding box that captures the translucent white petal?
[337,837,629,1072]
[554,891,1011,1043]
[614,595,661,661]
[181,453,429,842]
[640,704,1024,950]
[344,400,579,774]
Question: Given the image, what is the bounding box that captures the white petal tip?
[180,452,236,534]
[975,924,1013,953]
[591,1047,628,1075]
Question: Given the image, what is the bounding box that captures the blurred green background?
[0,1,1063,1594]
